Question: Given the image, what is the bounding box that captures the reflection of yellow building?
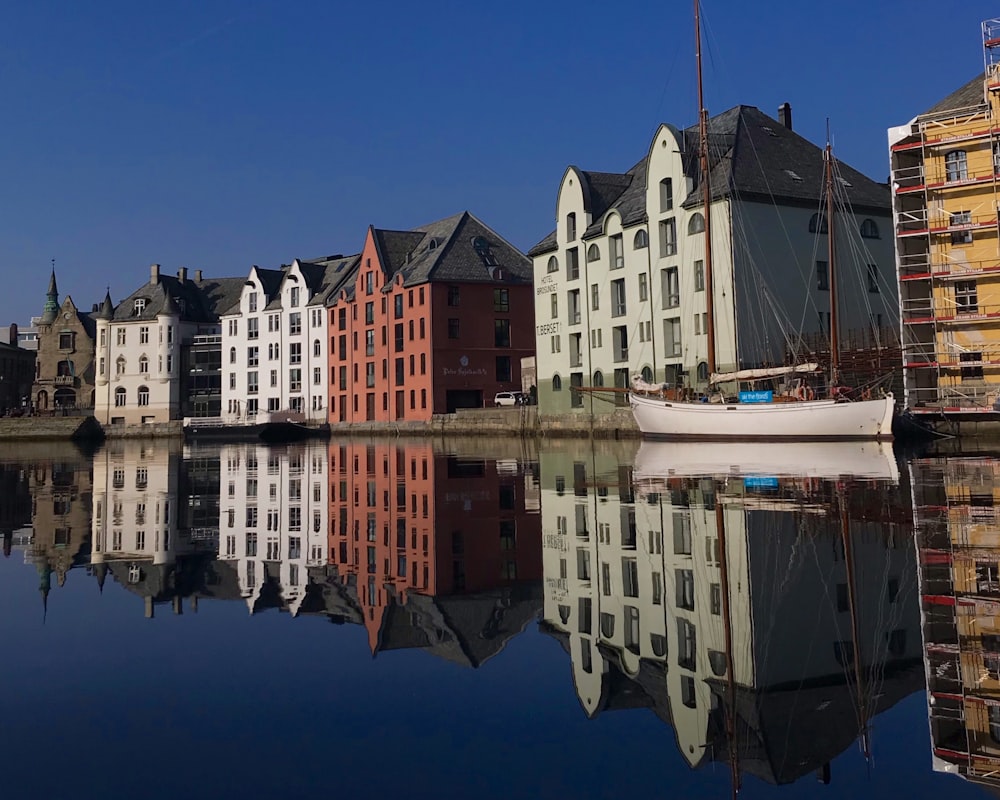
[542,442,921,786]
[913,455,1000,789]
[892,21,1000,418]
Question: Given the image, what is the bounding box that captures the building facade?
[891,23,1000,416]
[327,212,534,423]
[31,271,97,412]
[530,105,895,415]
[93,266,243,424]
[0,340,34,414]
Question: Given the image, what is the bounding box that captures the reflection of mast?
[839,482,871,762]
[715,495,740,796]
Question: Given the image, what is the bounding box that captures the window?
[568,290,581,324]
[860,218,879,239]
[694,260,704,292]
[662,267,679,308]
[551,335,561,353]
[817,260,829,291]
[448,318,459,339]
[365,329,375,356]
[116,327,126,346]
[289,312,302,335]
[137,327,148,346]
[867,263,879,293]
[547,255,559,273]
[289,368,302,392]
[247,371,258,394]
[809,213,829,234]
[590,283,600,310]
[688,212,705,235]
[247,346,259,367]
[448,285,460,306]
[677,618,696,670]
[945,149,968,182]
[247,317,258,339]
[229,347,236,364]
[611,279,626,317]
[566,212,576,241]
[681,676,697,708]
[269,314,281,332]
[659,178,673,212]
[956,280,978,314]
[366,362,375,388]
[638,273,648,301]
[697,361,709,383]
[633,229,648,249]
[114,387,126,407]
[137,386,149,406]
[593,370,604,386]
[622,557,639,597]
[961,351,984,380]
[133,298,146,315]
[494,319,510,347]
[494,288,509,312]
[566,247,579,280]
[609,234,623,269]
[659,218,676,257]
[951,211,973,244]
[289,342,301,364]
[290,286,300,307]
[552,374,562,391]
[586,243,600,263]
[116,356,126,375]
[612,325,628,362]
[550,293,558,320]
[138,355,148,374]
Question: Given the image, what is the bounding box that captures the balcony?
[53,375,76,386]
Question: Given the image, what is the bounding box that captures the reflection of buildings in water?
[0,460,32,557]
[25,452,92,612]
[327,441,543,663]
[91,439,216,616]
[541,448,922,785]
[912,456,1000,791]
[216,442,328,615]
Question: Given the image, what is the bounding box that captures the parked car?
[494,391,526,407]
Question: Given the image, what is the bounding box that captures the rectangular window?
[609,234,624,270]
[138,327,148,346]
[816,260,829,291]
[448,318,459,339]
[665,317,682,357]
[365,301,374,325]
[945,149,968,182]
[867,263,879,293]
[551,334,561,353]
[247,371,258,394]
[494,319,510,347]
[493,288,509,312]
[590,283,600,311]
[622,557,639,598]
[661,267,679,308]
[638,272,648,301]
[289,312,302,335]
[611,279,626,317]
[612,325,628,362]
[956,280,978,314]
[660,178,674,212]
[289,342,301,364]
[290,286,300,307]
[694,260,704,291]
[313,366,322,385]
[247,317,259,340]
[366,362,375,388]
[951,211,973,244]
[365,329,375,356]
[567,289,581,324]
[289,368,301,392]
[961,351,984,380]
[566,247,580,280]
[659,218,677,257]
[447,285,460,306]
[247,346,258,367]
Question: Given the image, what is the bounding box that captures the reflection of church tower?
[37,560,51,622]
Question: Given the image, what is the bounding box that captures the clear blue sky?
[1,0,997,325]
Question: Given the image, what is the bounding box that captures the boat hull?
[629,393,895,440]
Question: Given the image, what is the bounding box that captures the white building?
[529,104,897,415]
[219,256,358,423]
[216,442,328,615]
[94,265,243,424]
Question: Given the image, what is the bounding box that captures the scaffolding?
[892,24,1000,415]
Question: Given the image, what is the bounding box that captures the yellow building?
[892,20,1000,419]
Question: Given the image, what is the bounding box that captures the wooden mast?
[695,0,717,377]
[825,132,840,388]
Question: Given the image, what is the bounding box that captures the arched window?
[137,386,150,407]
[593,371,604,387]
[566,212,577,241]
[641,366,653,383]
[115,356,126,376]
[138,355,148,374]
[114,387,126,407]
[56,359,73,377]
[697,362,709,382]
[547,255,559,273]
[229,347,236,364]
[708,650,728,677]
[587,244,600,262]
[650,633,667,658]
[633,229,648,249]
[552,374,562,391]
[860,218,880,239]
[313,339,321,357]
[809,213,829,234]
[600,613,615,638]
[688,213,705,235]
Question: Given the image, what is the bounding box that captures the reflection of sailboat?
[633,440,900,484]
[628,0,894,441]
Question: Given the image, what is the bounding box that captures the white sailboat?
[629,0,894,441]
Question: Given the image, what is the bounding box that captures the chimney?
[194,269,203,282]
[91,304,99,313]
[778,102,792,131]
[9,323,17,344]
[150,263,160,285]
[177,267,187,283]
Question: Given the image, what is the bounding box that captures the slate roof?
[304,255,361,307]
[922,73,987,117]
[112,271,245,323]
[371,211,532,290]
[529,105,890,255]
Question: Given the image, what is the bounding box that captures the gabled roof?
[529,104,890,255]
[372,211,531,289]
[921,73,986,118]
[111,273,244,323]
[307,255,361,307]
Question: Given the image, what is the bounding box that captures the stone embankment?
[0,408,641,442]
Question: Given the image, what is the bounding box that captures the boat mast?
[696,0,717,377]
[825,131,840,387]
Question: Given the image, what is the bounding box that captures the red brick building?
[327,440,542,653]
[327,211,534,422]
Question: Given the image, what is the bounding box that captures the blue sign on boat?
[744,476,779,490]
[739,390,773,404]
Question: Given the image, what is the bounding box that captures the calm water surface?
[0,437,992,799]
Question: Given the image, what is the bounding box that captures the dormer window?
[566,213,577,242]
[133,298,147,315]
[248,292,258,312]
[428,238,438,251]
[473,236,499,267]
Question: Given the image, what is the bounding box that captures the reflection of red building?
[326,212,534,423]
[328,441,542,651]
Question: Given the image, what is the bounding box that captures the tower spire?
[41,260,59,324]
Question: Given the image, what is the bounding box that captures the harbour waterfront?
[0,438,996,798]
